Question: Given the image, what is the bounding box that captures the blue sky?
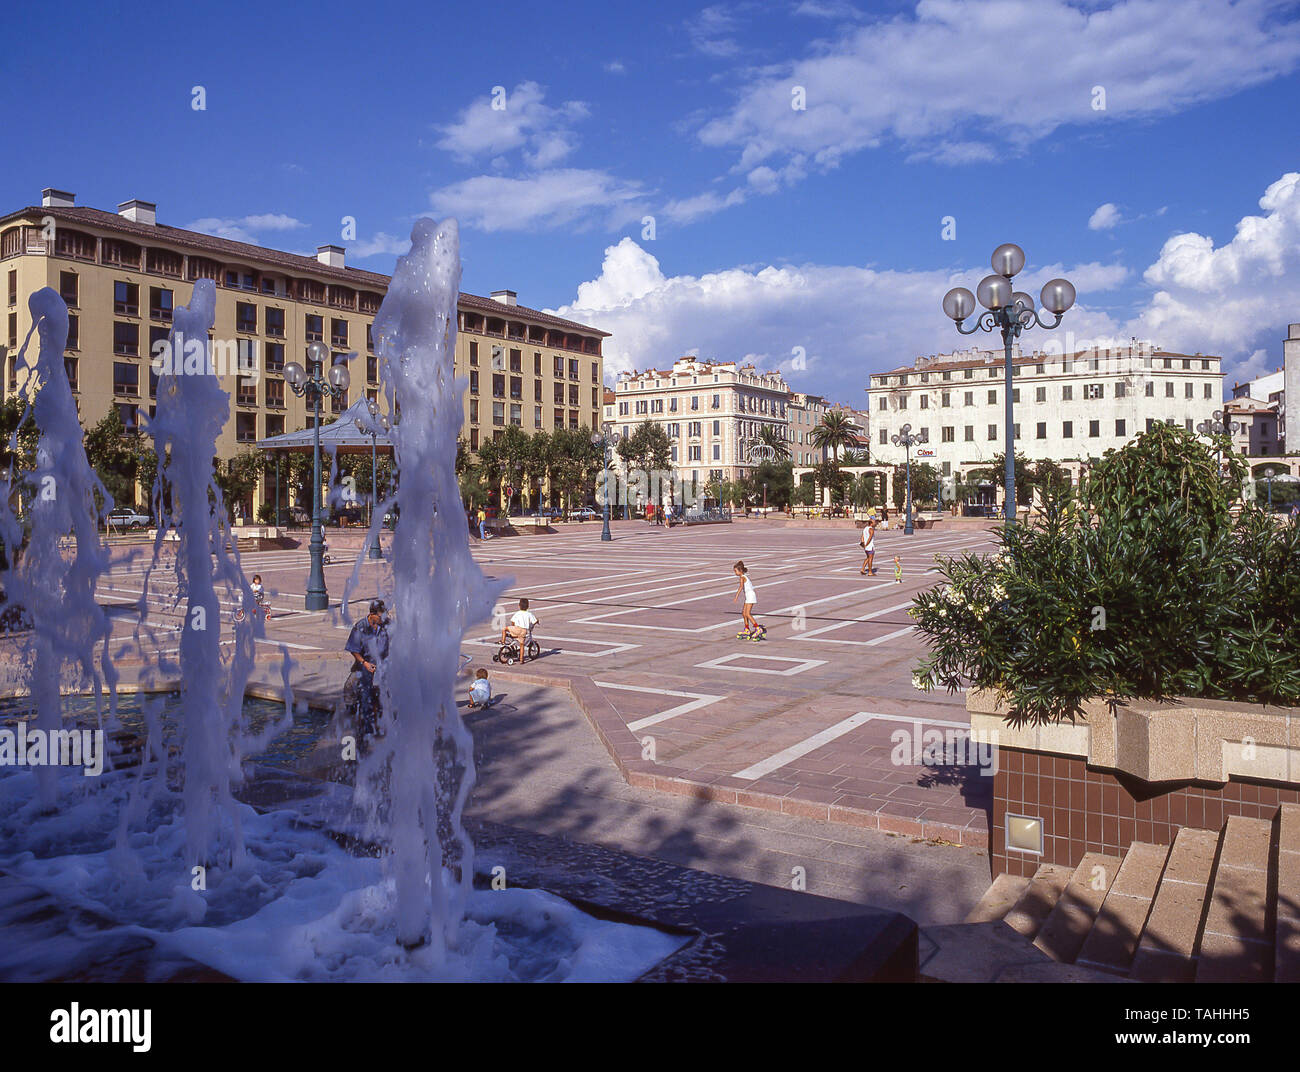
[5,0,1300,403]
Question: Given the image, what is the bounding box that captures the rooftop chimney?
[490,289,517,306]
[118,199,156,226]
[41,188,75,208]
[316,244,345,269]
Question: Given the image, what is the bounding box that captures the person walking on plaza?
[859,519,877,576]
[732,561,765,640]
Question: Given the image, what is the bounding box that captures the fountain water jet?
[362,217,502,953]
[0,289,118,810]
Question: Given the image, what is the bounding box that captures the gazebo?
[255,398,394,524]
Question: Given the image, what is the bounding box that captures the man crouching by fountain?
[344,599,390,750]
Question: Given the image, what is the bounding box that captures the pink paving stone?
[782,797,832,820]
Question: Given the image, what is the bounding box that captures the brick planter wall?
[992,747,1300,877]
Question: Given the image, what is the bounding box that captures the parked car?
[105,507,150,530]
[569,507,600,522]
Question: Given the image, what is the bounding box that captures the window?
[964,369,973,379]
[989,367,998,378]
[1036,422,1047,439]
[331,319,348,348]
[492,402,505,425]
[713,444,720,460]
[1115,382,1126,398]
[670,397,678,412]
[470,428,479,449]
[265,379,285,408]
[535,406,543,429]
[469,399,479,422]
[591,387,598,408]
[1145,382,1155,397]
[964,426,974,442]
[305,314,323,342]
[1012,389,1020,403]
[941,426,954,443]
[554,355,564,377]
[469,341,478,365]
[920,395,929,409]
[511,376,523,400]
[879,429,888,445]
[1146,418,1157,432]
[569,358,579,380]
[987,390,997,404]
[878,396,887,410]
[942,371,951,381]
[509,348,521,373]
[964,392,973,406]
[492,373,505,398]
[113,322,139,356]
[1089,420,1100,438]
[988,424,997,441]
[113,361,139,396]
[1185,383,1194,398]
[116,403,138,430]
[688,421,701,437]
[149,287,173,322]
[114,281,139,316]
[510,404,522,426]
[1182,359,1191,370]
[1062,385,1073,401]
[66,315,79,350]
[59,272,78,308]
[712,393,720,408]
[712,420,720,435]
[365,354,377,384]
[236,302,257,333]
[898,395,907,410]
[265,307,284,337]
[64,357,78,390]
[941,392,950,407]
[567,383,578,406]
[1035,386,1046,403]
[265,343,284,372]
[1063,421,1073,439]
[591,362,599,382]
[1165,382,1175,398]
[1204,384,1213,399]
[1116,419,1126,437]
[237,380,257,406]
[7,313,15,350]
[1085,383,1103,400]
[691,396,699,410]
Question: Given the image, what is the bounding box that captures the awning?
[255,397,393,455]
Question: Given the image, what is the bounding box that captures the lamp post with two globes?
[284,341,351,610]
[592,425,620,542]
[942,245,1076,525]
[354,399,390,560]
[891,423,927,536]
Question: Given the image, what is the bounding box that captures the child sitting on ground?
[468,667,492,709]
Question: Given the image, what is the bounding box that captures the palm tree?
[810,411,856,463]
[758,424,791,461]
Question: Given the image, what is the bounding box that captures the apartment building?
[788,392,830,466]
[0,189,606,512]
[610,357,790,484]
[867,341,1225,478]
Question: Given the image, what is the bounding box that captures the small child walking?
[893,555,903,584]
[468,667,493,709]
[732,560,766,640]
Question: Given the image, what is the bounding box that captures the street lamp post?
[891,424,927,536]
[284,342,350,610]
[1264,466,1276,510]
[942,245,1076,525]
[1197,410,1243,479]
[593,425,620,541]
[354,399,390,560]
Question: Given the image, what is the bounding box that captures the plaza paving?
[71,516,1001,919]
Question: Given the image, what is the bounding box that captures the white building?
[609,357,790,485]
[1283,323,1299,451]
[867,341,1225,479]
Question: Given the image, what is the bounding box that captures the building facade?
[787,392,830,466]
[0,189,606,514]
[867,341,1225,479]
[609,357,790,485]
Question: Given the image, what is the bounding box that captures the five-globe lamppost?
[593,425,620,542]
[1198,409,1243,482]
[942,244,1076,525]
[891,423,927,536]
[285,341,350,610]
[354,399,390,560]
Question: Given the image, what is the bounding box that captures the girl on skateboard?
[732,561,766,640]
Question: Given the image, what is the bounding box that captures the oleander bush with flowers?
[911,424,1300,727]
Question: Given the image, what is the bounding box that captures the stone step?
[1002,864,1072,941]
[1196,815,1274,983]
[1277,804,1300,984]
[1034,852,1123,963]
[1130,826,1220,983]
[965,873,1030,924]
[1077,841,1168,974]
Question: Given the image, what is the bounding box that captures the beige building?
[609,357,791,485]
[1,188,606,516]
[787,392,831,466]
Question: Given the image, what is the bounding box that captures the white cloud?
[436,82,589,167]
[604,60,626,74]
[1088,203,1123,230]
[696,0,1300,173]
[1132,172,1300,373]
[686,5,742,57]
[793,0,864,18]
[350,232,410,258]
[430,169,648,232]
[186,213,308,244]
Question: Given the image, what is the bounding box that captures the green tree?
[616,420,672,476]
[83,408,140,511]
[215,449,263,521]
[810,410,856,461]
[757,424,791,461]
[987,451,1035,510]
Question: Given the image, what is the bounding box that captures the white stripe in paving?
[592,681,724,731]
[732,710,973,780]
[694,652,827,676]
